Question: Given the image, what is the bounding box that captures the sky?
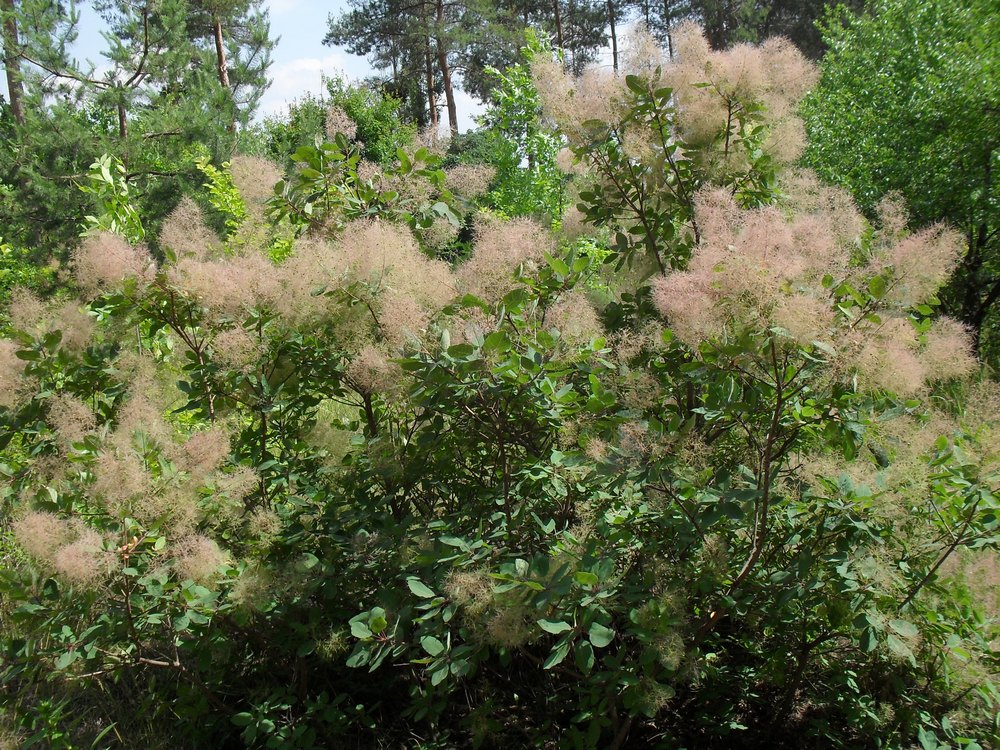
[51,0,488,133]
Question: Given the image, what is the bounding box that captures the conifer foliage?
[0,25,998,750]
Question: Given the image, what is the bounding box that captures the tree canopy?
[802,0,1000,363]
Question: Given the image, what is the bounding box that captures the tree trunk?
[662,0,674,58]
[117,100,128,140]
[424,35,437,131]
[607,0,618,72]
[553,0,564,48]
[2,0,24,125]
[212,16,230,89]
[435,0,457,135]
[212,15,236,131]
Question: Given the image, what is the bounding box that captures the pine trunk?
[213,17,230,89]
[2,0,24,125]
[435,0,457,134]
[662,0,674,58]
[553,0,564,48]
[608,0,618,71]
[117,100,128,140]
[424,35,437,130]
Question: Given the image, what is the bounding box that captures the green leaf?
[588,622,615,648]
[625,74,647,94]
[543,638,571,669]
[885,634,915,664]
[439,536,469,550]
[575,640,595,672]
[345,648,368,668]
[574,571,599,587]
[350,617,373,639]
[55,650,78,670]
[232,712,254,727]
[888,619,918,638]
[538,619,572,635]
[546,254,570,277]
[42,330,62,351]
[867,275,887,299]
[297,553,320,571]
[430,664,449,685]
[860,627,878,652]
[420,635,445,657]
[917,726,939,750]
[407,578,436,598]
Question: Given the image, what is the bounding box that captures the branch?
[897,495,982,611]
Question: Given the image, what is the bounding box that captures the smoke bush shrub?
[0,25,997,750]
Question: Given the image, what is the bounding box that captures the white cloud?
[258,52,352,118]
[259,53,488,133]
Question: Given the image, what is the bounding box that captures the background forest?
[0,0,998,748]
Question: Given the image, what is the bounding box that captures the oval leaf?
[588,622,615,648]
[420,635,445,657]
[538,619,572,635]
[407,578,436,599]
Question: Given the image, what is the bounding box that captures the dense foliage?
[802,0,1000,366]
[1,17,998,750]
[325,0,863,136]
[0,0,275,258]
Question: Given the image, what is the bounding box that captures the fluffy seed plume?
[654,183,861,349]
[533,56,627,140]
[72,232,153,296]
[52,301,95,352]
[652,271,724,347]
[273,236,351,323]
[772,294,835,346]
[159,197,221,261]
[216,466,259,502]
[325,105,357,140]
[418,216,460,250]
[336,220,456,341]
[457,217,553,300]
[230,156,283,208]
[8,291,94,352]
[345,344,403,395]
[0,339,28,409]
[93,451,150,516]
[47,393,96,450]
[212,326,263,371]
[445,164,496,199]
[855,338,926,396]
[883,224,962,308]
[169,249,280,318]
[548,289,603,346]
[921,317,978,381]
[7,288,46,332]
[53,527,107,587]
[621,23,666,79]
[173,534,227,583]
[181,426,231,479]
[666,23,817,164]
[113,382,174,452]
[379,291,429,348]
[13,511,72,563]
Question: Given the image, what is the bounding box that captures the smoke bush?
[0,26,996,750]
